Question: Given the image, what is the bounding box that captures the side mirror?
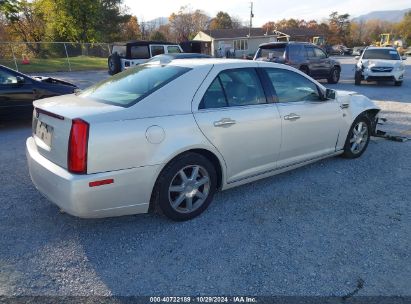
[355,56,360,60]
[401,56,407,60]
[16,76,25,84]
[325,88,336,100]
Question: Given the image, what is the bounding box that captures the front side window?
[200,68,266,109]
[151,45,165,56]
[130,46,150,59]
[79,65,190,107]
[265,68,321,103]
[167,46,181,53]
[362,49,400,60]
[0,69,17,84]
[314,47,327,59]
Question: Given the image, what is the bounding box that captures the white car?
[26,59,380,221]
[355,47,406,86]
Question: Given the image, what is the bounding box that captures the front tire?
[342,116,371,159]
[299,66,309,75]
[354,71,362,86]
[152,153,217,221]
[328,67,340,84]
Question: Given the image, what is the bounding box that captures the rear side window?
[112,45,126,57]
[151,45,165,56]
[288,44,305,60]
[264,68,321,103]
[79,65,190,107]
[130,46,150,59]
[200,68,266,109]
[167,46,181,53]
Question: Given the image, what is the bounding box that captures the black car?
[254,42,341,84]
[0,65,77,120]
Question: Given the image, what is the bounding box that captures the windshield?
[362,49,400,60]
[79,64,190,107]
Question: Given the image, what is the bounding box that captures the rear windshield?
[256,44,286,60]
[79,65,191,107]
[362,49,400,60]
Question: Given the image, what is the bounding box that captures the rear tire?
[342,116,371,159]
[327,67,340,84]
[108,53,121,75]
[152,153,217,221]
[394,81,403,86]
[354,71,362,86]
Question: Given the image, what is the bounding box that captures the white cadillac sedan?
[26,59,380,221]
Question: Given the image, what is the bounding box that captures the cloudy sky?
[124,0,410,25]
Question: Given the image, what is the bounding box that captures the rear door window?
[288,44,305,60]
[130,46,150,59]
[305,46,315,58]
[200,68,266,109]
[150,45,165,56]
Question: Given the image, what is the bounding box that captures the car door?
[305,46,321,77]
[0,68,34,117]
[193,68,282,184]
[313,47,332,77]
[263,67,341,168]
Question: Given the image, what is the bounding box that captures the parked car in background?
[326,45,352,56]
[254,42,341,84]
[355,46,406,86]
[27,59,380,221]
[0,65,77,120]
[147,53,211,64]
[352,46,365,56]
[108,41,183,75]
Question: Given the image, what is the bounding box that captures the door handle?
[214,118,236,127]
[284,113,301,121]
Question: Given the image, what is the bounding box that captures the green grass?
[0,56,107,73]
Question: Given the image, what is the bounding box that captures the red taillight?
[68,119,89,174]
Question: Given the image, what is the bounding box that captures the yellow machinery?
[377,33,405,54]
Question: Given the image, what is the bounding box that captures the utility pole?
[249,1,254,37]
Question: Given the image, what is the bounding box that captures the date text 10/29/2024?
[149,296,257,303]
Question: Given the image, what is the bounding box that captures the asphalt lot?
[0,57,410,297]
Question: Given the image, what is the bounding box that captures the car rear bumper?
[26,137,159,218]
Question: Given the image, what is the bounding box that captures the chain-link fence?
[0,42,111,73]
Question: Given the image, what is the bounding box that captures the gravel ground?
[0,57,410,297]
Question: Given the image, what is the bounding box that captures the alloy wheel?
[350,121,369,154]
[168,165,210,214]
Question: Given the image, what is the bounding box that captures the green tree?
[397,11,411,44]
[210,11,232,30]
[328,12,351,44]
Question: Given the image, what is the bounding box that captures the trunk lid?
[32,94,122,170]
